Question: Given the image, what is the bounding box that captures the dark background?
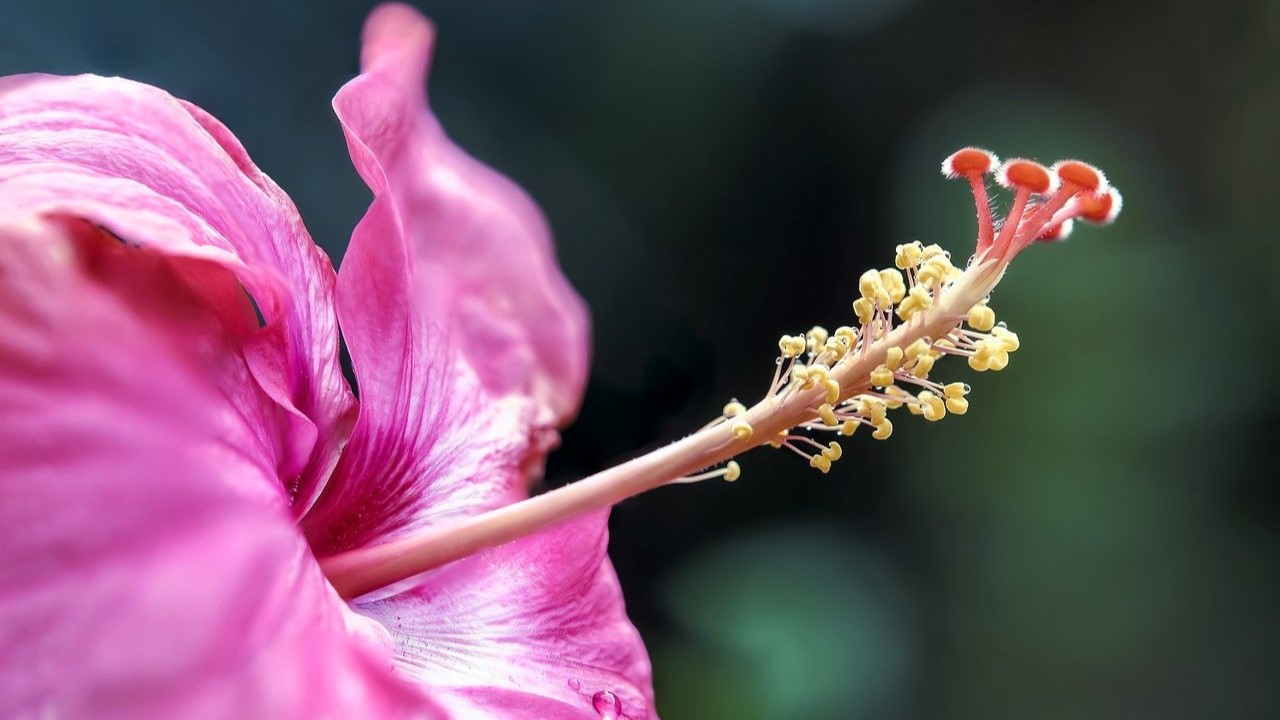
[4,1,1277,718]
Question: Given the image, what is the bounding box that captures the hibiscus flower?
[0,2,1123,717]
[0,4,653,718]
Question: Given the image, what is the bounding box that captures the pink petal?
[0,217,438,719]
[354,513,656,720]
[0,74,355,510]
[69,221,308,476]
[303,3,590,551]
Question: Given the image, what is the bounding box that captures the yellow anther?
[911,353,936,378]
[809,455,832,474]
[858,397,887,422]
[920,243,947,260]
[969,337,1009,372]
[904,337,932,362]
[884,346,904,371]
[916,255,953,287]
[872,419,893,440]
[967,304,996,331]
[822,441,843,461]
[768,430,789,449]
[806,364,830,389]
[779,334,807,358]
[945,396,969,415]
[731,420,755,440]
[790,363,809,384]
[874,287,893,311]
[879,268,907,304]
[919,391,946,422]
[818,403,839,427]
[723,461,741,482]
[806,326,829,354]
[823,337,849,361]
[723,401,747,417]
[883,386,908,409]
[834,326,857,344]
[979,336,1011,368]
[943,382,968,399]
[971,339,993,364]
[992,326,1020,352]
[824,378,841,404]
[840,419,859,436]
[894,241,923,269]
[913,273,938,293]
[907,400,924,415]
[870,364,894,388]
[851,297,875,325]
[897,286,933,321]
[858,269,884,300]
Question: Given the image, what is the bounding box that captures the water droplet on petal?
[591,691,622,720]
[567,678,581,691]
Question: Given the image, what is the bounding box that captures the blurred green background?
[3,0,1276,717]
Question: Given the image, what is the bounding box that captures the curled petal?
[0,74,354,508]
[0,218,436,719]
[305,3,590,550]
[355,513,656,720]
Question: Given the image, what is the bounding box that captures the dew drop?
[591,690,622,720]
[567,678,581,691]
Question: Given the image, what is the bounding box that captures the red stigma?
[1077,188,1123,225]
[942,147,998,178]
[1053,160,1107,194]
[997,159,1055,194]
[944,148,1122,262]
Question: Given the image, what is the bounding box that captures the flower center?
[319,147,1123,599]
